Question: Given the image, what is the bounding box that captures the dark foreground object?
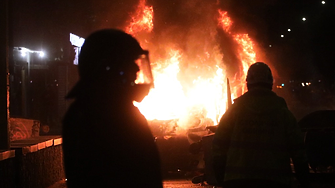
[0,136,64,188]
[49,177,335,188]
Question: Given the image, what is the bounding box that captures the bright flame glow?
[135,50,187,120]
[125,3,261,134]
[217,10,233,33]
[217,10,257,95]
[125,0,154,35]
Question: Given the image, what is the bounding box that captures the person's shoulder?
[63,100,88,126]
[273,94,288,107]
[272,95,297,121]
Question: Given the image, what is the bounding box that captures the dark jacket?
[212,88,309,187]
[62,88,163,188]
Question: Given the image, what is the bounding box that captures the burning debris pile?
[103,0,265,137]
[100,0,267,176]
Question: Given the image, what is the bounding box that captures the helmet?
[246,62,273,85]
[66,29,154,99]
[78,29,146,80]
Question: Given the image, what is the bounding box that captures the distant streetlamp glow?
[15,47,45,58]
[281,35,284,38]
[322,1,325,4]
[302,17,307,21]
[21,51,26,57]
[288,29,291,32]
[39,51,45,57]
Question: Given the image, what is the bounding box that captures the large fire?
[125,0,154,34]
[121,0,261,135]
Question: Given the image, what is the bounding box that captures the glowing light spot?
[21,51,26,57]
[281,35,284,38]
[39,51,45,57]
[322,1,325,4]
[288,29,291,32]
[302,17,307,21]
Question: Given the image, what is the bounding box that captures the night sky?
[217,0,335,84]
[11,0,335,85]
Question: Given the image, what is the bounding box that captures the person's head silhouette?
[246,62,273,90]
[66,29,153,102]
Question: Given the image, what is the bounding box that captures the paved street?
[49,178,335,188]
[49,179,213,188]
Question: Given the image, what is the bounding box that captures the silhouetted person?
[62,29,163,188]
[212,62,310,188]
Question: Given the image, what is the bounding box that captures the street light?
[39,51,45,57]
[14,46,46,81]
[21,51,26,57]
[14,47,45,58]
[13,47,46,117]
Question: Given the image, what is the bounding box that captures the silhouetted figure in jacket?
[62,29,162,188]
[212,62,310,188]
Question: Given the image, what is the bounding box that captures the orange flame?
[134,47,227,133]
[217,10,256,95]
[124,3,261,134]
[217,10,233,33]
[233,34,256,94]
[125,0,154,35]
